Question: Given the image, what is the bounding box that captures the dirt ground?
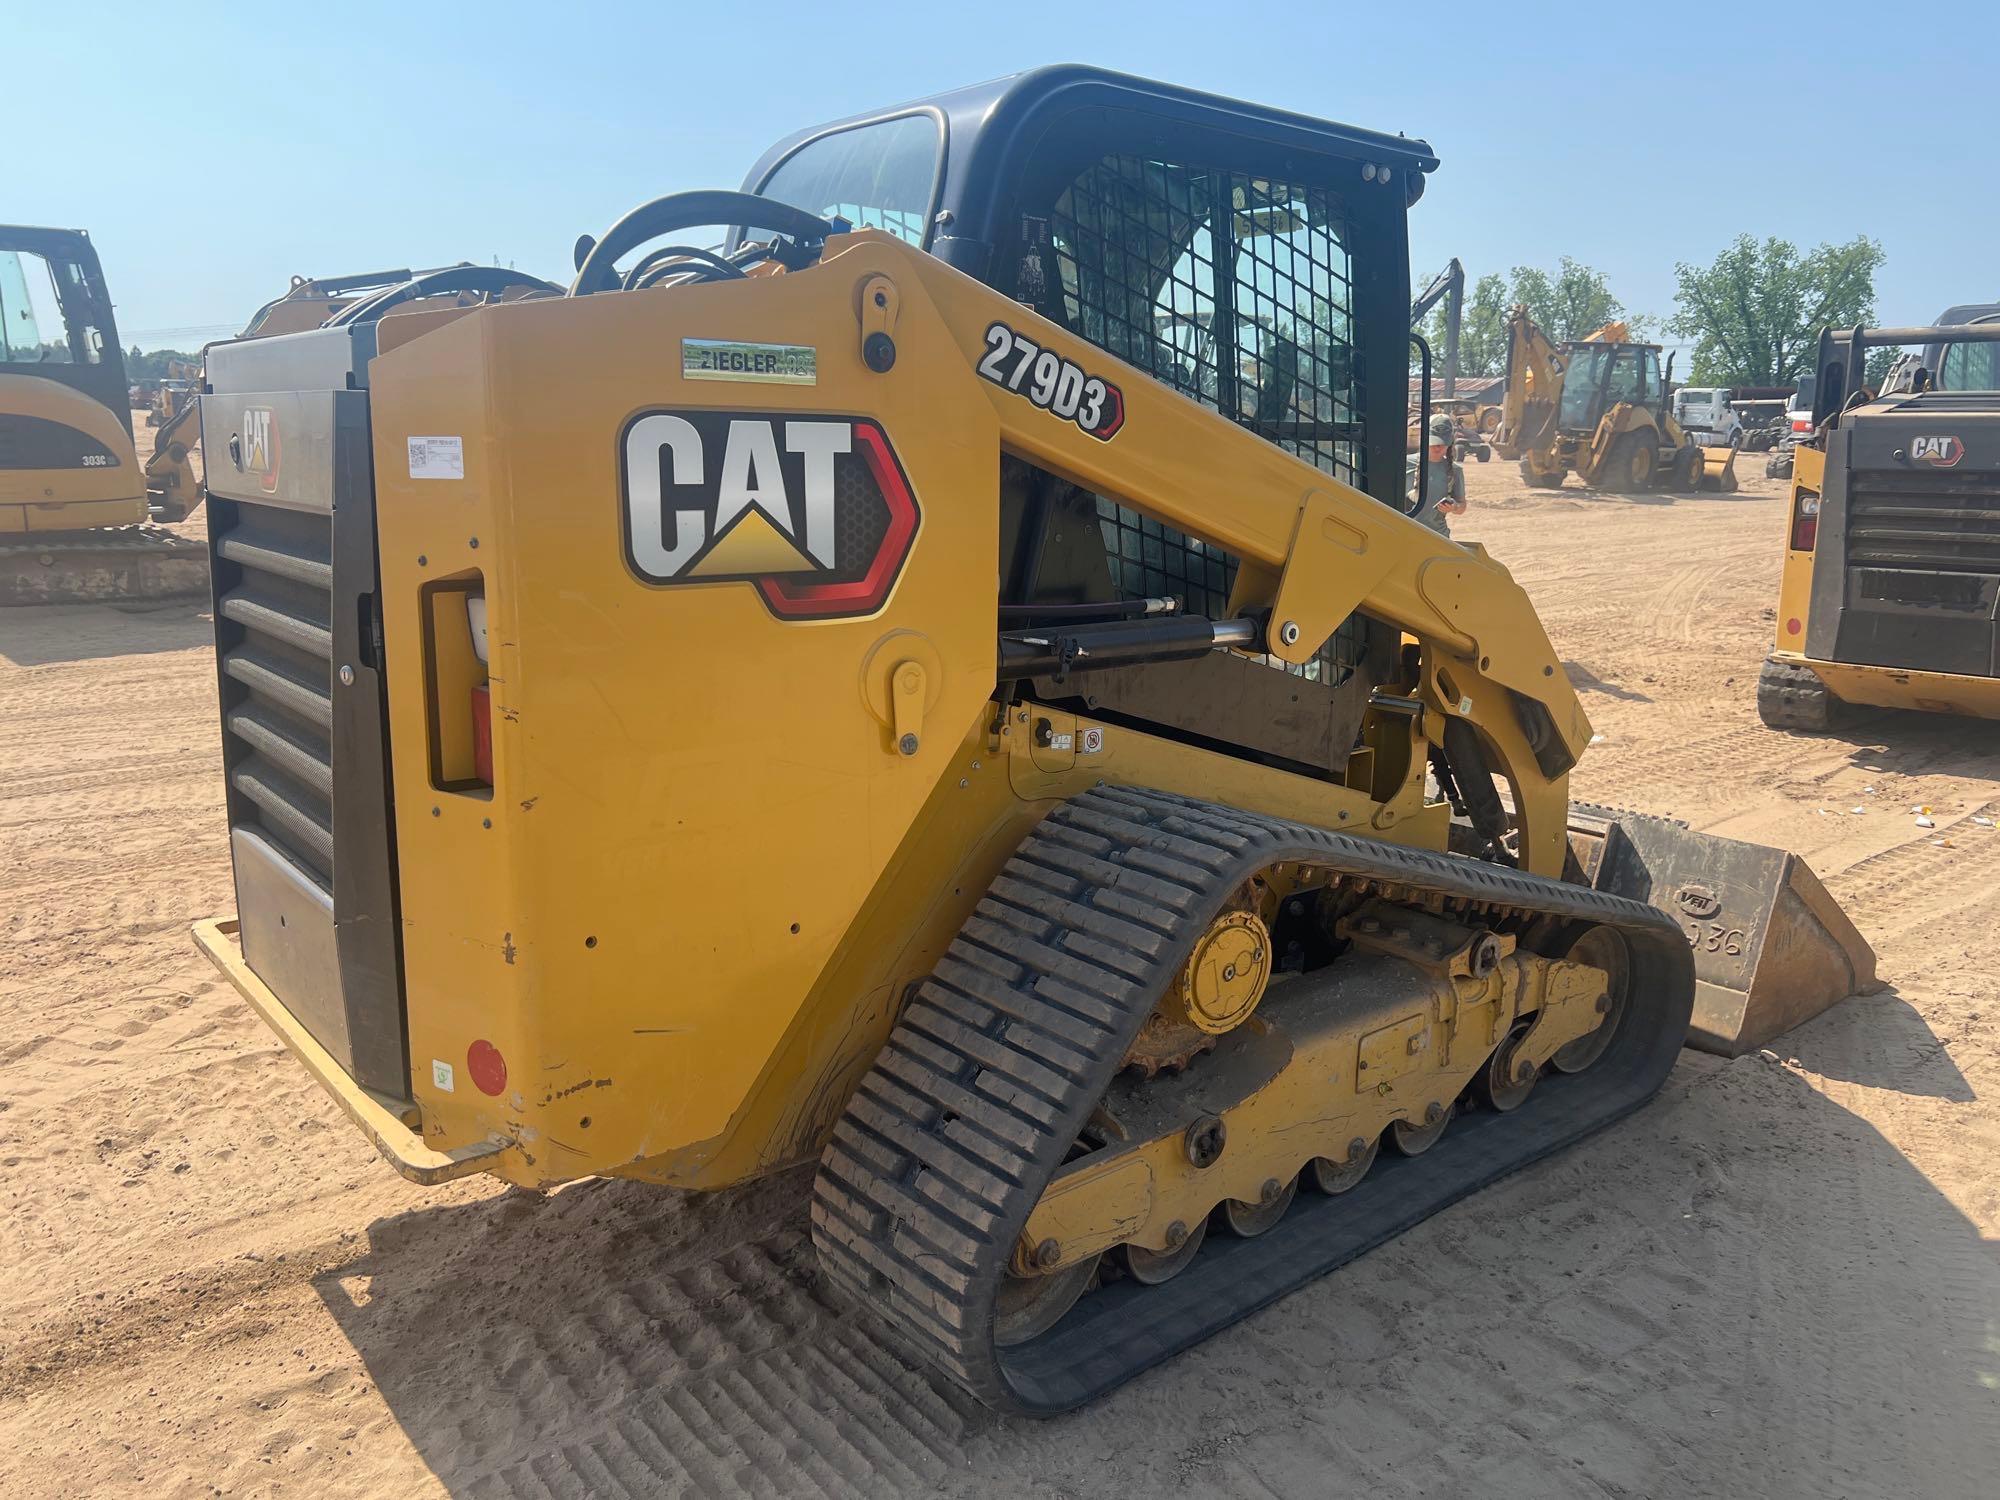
[1,452,1996,1499]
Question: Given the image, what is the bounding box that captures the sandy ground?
[1,452,1996,1498]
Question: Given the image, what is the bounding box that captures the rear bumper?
[1775,653,2000,720]
[193,915,512,1185]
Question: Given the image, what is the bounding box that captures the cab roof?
[743,64,1440,251]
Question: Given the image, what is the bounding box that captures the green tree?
[1417,271,1509,378]
[123,346,202,380]
[1411,258,1644,376]
[1511,258,1644,342]
[1669,234,1883,385]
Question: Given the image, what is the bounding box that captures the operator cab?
[0,226,131,434]
[746,67,1433,510]
[1556,341,1664,433]
[746,66,1437,775]
[1927,305,2000,391]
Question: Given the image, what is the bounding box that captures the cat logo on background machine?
[1912,434,1963,467]
[239,405,280,494]
[620,409,919,619]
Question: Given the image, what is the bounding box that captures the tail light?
[1791,416,1812,434]
[1790,490,1820,551]
[471,682,494,784]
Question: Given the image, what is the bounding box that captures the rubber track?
[811,786,1696,1414]
[1757,657,1840,732]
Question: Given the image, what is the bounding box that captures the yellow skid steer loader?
[188,67,1870,1414]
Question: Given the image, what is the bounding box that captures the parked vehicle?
[1671,386,1743,448]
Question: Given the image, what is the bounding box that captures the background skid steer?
[185,66,1874,1413]
[1762,319,2000,731]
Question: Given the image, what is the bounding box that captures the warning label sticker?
[408,435,465,480]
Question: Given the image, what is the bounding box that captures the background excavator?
[1493,303,1739,493]
[135,266,495,531]
[185,66,1871,1415]
[2,256,521,604]
[1,226,158,530]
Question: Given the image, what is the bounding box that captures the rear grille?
[214,504,336,891]
[1847,470,2000,575]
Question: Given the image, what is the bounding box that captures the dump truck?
[189,66,1872,1414]
[1761,316,2000,729]
[1493,305,1739,492]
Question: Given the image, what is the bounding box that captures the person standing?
[1406,413,1466,536]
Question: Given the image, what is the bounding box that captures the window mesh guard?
[1049,155,1368,681]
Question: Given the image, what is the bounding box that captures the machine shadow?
[1834,708,2000,782]
[314,1052,2000,1497]
[1563,659,1654,703]
[0,598,213,666]
[1778,983,1974,1102]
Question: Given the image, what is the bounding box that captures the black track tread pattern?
[1757,657,1839,732]
[810,786,1695,1414]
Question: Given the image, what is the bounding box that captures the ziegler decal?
[976,321,1125,440]
[1912,435,1964,468]
[682,338,817,386]
[620,410,918,620]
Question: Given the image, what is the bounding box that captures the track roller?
[1122,1219,1207,1284]
[1218,1175,1298,1237]
[1308,1136,1379,1195]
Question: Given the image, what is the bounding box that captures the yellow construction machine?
[1,258,534,603]
[1762,317,2000,729]
[188,68,1872,1413]
[1,226,157,532]
[1494,304,1738,492]
[134,266,498,531]
[0,224,216,601]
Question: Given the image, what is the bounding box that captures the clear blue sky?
[17,1,1993,349]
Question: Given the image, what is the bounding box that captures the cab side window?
[0,250,103,366]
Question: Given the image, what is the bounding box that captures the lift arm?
[838,235,1589,876]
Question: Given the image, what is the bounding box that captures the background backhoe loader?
[185,66,1872,1415]
[1493,304,1738,493]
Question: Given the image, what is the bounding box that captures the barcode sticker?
[408,435,465,480]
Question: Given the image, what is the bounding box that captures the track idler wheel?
[1121,1218,1209,1284]
[1552,925,1631,1074]
[1308,1135,1380,1195]
[1475,1018,1540,1112]
[1390,1101,1452,1156]
[993,1255,1097,1347]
